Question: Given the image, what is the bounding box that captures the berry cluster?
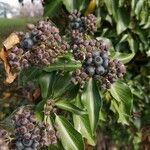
[71,38,125,89]
[68,10,97,36]
[67,10,126,90]
[7,46,29,73]
[71,69,89,87]
[7,20,69,73]
[11,107,57,150]
[98,59,126,89]
[72,39,107,62]
[83,49,109,77]
[44,100,57,116]
[27,20,69,66]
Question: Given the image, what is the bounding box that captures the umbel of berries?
[25,20,69,67]
[84,50,109,77]
[11,106,57,150]
[68,10,97,35]
[7,20,69,73]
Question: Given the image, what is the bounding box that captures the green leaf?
[48,142,64,150]
[44,0,62,17]
[119,0,125,7]
[142,16,150,29]
[72,95,95,146]
[44,58,81,72]
[55,100,86,115]
[35,100,46,121]
[19,67,42,86]
[73,114,95,146]
[110,99,129,125]
[52,73,72,98]
[110,81,133,116]
[77,0,88,11]
[55,115,84,150]
[116,8,129,34]
[135,0,144,20]
[103,0,113,15]
[110,51,135,64]
[81,79,101,134]
[127,35,138,52]
[38,73,51,99]
[99,109,107,121]
[62,0,76,12]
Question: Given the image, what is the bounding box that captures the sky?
[0,0,41,7]
[0,0,20,7]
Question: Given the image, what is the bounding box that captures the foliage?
[0,0,149,149]
[42,0,150,149]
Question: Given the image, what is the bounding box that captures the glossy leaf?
[55,115,84,150]
[73,114,95,146]
[55,100,86,115]
[44,0,62,18]
[73,95,95,145]
[103,0,113,15]
[77,0,88,11]
[110,81,133,116]
[81,78,101,134]
[44,58,81,72]
[35,100,46,121]
[135,0,144,19]
[116,8,129,34]
[19,67,42,86]
[110,51,135,64]
[110,99,129,125]
[62,0,76,12]
[52,73,72,98]
[38,73,51,99]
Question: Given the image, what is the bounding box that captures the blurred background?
[0,0,43,46]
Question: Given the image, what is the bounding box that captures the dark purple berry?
[103,59,109,68]
[86,66,95,76]
[96,66,105,75]
[94,56,103,66]
[86,58,93,65]
[22,139,33,147]
[21,39,33,49]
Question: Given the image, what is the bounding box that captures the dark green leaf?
[116,8,129,34]
[110,51,135,64]
[110,81,133,119]
[62,0,76,12]
[55,115,84,150]
[103,0,113,15]
[73,114,95,146]
[48,142,64,150]
[110,99,129,125]
[19,67,42,86]
[76,0,88,11]
[35,100,46,121]
[135,0,144,19]
[44,0,62,18]
[38,73,51,99]
[81,79,101,134]
[52,73,72,98]
[72,95,95,145]
[44,58,81,72]
[55,100,86,115]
